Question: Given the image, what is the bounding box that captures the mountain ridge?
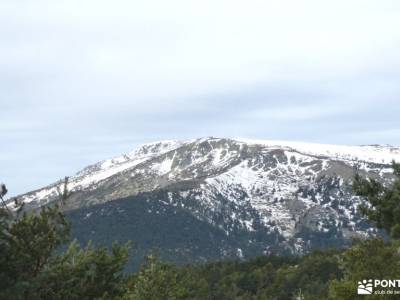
[12,137,400,208]
[8,137,399,265]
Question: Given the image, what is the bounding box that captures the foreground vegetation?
[1,163,400,299]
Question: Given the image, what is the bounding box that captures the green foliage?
[0,203,129,299]
[327,163,400,299]
[0,205,70,298]
[173,252,342,300]
[124,253,189,300]
[29,241,130,300]
[353,161,400,238]
[2,161,400,299]
[0,194,344,300]
[113,251,344,299]
[329,239,400,300]
[267,250,343,300]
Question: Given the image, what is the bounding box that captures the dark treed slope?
[10,138,400,268]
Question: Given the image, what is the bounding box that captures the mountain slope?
[11,137,400,264]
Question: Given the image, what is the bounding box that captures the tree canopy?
[354,162,400,238]
[2,162,400,299]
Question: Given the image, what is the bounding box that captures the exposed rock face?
[12,138,400,266]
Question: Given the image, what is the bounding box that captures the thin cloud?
[1,0,400,195]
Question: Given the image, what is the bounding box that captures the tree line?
[1,163,400,299]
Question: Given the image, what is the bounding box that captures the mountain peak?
[13,138,400,206]
[10,137,399,257]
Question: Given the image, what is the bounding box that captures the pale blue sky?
[1,0,400,196]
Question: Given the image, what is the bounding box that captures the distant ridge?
[10,137,397,266]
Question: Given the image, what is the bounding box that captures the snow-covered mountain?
[11,138,400,263]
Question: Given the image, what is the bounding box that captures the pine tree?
[353,161,400,238]
[328,162,400,299]
[125,252,186,300]
[0,182,130,299]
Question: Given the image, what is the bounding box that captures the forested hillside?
[1,163,400,299]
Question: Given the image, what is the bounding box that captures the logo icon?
[358,279,373,295]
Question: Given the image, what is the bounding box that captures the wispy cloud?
[1,0,400,195]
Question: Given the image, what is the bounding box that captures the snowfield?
[9,138,398,253]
